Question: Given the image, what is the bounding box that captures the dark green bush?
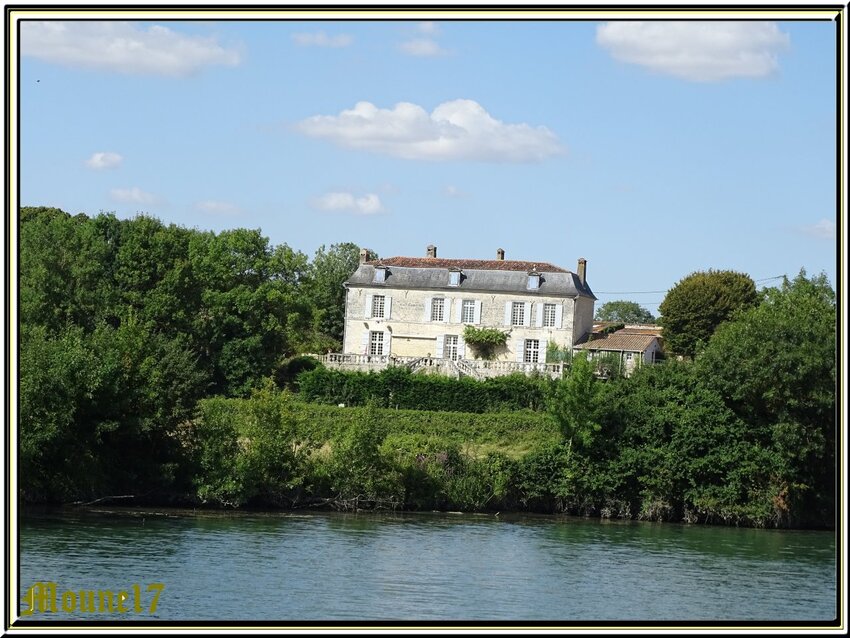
[296,366,553,413]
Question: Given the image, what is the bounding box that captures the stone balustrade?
[315,353,565,379]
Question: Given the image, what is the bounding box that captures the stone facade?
[339,246,596,374]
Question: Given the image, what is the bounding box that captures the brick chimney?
[496,248,505,260]
[577,258,587,286]
[359,248,370,264]
[426,244,437,258]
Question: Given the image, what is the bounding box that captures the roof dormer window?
[448,270,461,287]
[527,272,540,290]
[374,266,387,283]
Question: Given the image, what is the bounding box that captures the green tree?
[595,300,655,323]
[658,269,758,357]
[306,242,363,349]
[546,355,602,452]
[597,361,772,524]
[695,270,836,527]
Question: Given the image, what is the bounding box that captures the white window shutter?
[474,301,482,324]
[535,303,544,327]
[385,296,392,319]
[515,338,525,362]
[436,335,445,359]
[442,301,450,323]
[504,302,512,326]
[364,294,373,319]
[540,340,548,363]
[385,331,392,355]
[555,304,563,329]
[454,299,462,323]
[523,302,531,327]
[424,298,432,322]
[458,336,466,359]
[361,331,369,354]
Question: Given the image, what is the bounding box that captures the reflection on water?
[19,508,836,622]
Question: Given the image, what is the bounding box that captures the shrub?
[296,366,552,413]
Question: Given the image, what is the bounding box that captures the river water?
[18,508,837,623]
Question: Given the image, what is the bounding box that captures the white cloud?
[311,192,384,215]
[85,151,123,170]
[596,21,790,82]
[291,31,353,48]
[297,99,563,163]
[110,187,160,205]
[196,200,241,215]
[400,38,448,57]
[418,22,440,36]
[443,185,468,198]
[800,219,836,240]
[20,21,241,76]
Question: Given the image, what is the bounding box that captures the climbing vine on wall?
[462,326,508,360]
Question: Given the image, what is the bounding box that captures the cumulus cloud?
[311,192,384,215]
[291,31,353,48]
[196,200,241,215]
[800,219,836,240]
[85,151,123,170]
[110,186,160,205]
[400,38,448,57]
[400,22,448,57]
[596,21,790,82]
[20,21,241,76]
[297,99,563,163]
[443,185,468,198]
[418,22,440,36]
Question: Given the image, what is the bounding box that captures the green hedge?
[296,366,554,413]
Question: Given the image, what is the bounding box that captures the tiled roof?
[575,332,660,353]
[368,257,569,273]
[619,326,663,336]
[591,323,662,337]
[347,262,596,299]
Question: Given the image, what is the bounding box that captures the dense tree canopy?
[695,270,836,526]
[306,242,363,349]
[18,206,837,528]
[18,206,360,501]
[594,300,655,324]
[658,269,758,357]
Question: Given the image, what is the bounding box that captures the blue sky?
[17,17,839,315]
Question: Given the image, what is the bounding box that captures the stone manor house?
[320,244,598,379]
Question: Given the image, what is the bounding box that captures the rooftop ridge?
[365,256,570,273]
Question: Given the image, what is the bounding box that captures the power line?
[594,275,784,295]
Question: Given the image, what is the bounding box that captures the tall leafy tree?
[546,355,602,452]
[658,269,758,357]
[695,270,836,526]
[306,243,366,350]
[595,300,655,323]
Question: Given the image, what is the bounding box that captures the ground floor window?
[369,331,384,356]
[524,339,540,363]
[445,335,459,360]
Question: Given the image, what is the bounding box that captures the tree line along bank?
[19,207,837,528]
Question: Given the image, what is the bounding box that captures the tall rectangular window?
[431,298,445,322]
[449,271,460,286]
[369,331,384,356]
[511,301,525,326]
[461,300,475,324]
[543,303,557,327]
[371,295,385,319]
[445,335,459,360]
[524,339,540,363]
